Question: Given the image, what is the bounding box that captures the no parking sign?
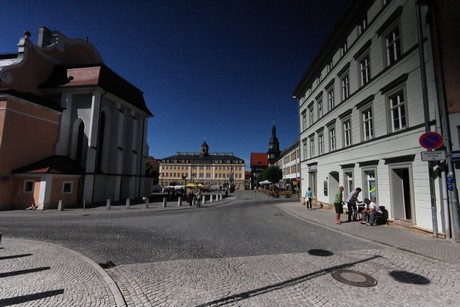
[419,132,443,150]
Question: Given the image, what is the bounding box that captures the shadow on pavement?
[0,289,64,306]
[196,255,382,306]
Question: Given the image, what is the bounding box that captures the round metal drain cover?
[331,270,377,287]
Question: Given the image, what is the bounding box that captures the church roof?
[40,64,152,116]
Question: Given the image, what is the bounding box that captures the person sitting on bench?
[361,198,382,226]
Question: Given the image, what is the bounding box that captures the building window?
[358,17,368,36]
[364,170,377,200]
[308,105,314,126]
[303,140,308,160]
[359,54,371,86]
[340,41,348,57]
[343,119,352,147]
[62,181,73,194]
[317,99,324,119]
[362,108,374,141]
[24,180,34,193]
[327,88,335,111]
[389,90,406,132]
[385,26,401,66]
[318,134,324,155]
[344,171,354,198]
[310,138,315,158]
[302,111,307,131]
[329,128,336,151]
[341,74,350,101]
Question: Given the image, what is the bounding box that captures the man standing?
[306,187,313,210]
[347,187,362,222]
[334,186,344,224]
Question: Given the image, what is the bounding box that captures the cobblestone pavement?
[0,238,122,306]
[109,248,460,306]
[1,194,460,306]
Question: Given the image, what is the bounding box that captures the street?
[1,190,459,306]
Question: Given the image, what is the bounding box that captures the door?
[390,167,412,221]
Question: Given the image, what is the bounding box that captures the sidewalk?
[276,201,460,265]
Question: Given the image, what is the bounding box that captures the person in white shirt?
[361,198,382,225]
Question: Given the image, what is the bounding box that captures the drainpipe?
[426,1,460,242]
[138,116,146,198]
[416,2,438,237]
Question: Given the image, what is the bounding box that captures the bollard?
[83,199,86,211]
[126,198,131,209]
[145,197,149,209]
[58,200,63,211]
[178,198,182,206]
[202,196,206,205]
[163,197,167,208]
[209,194,213,203]
[106,199,111,210]
[219,193,222,201]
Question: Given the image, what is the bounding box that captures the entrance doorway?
[390,167,413,221]
[329,171,339,204]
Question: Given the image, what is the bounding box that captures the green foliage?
[258,166,282,184]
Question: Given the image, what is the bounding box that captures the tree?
[258,166,282,184]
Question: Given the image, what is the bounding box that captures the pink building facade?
[0,27,152,210]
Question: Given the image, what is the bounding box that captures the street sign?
[419,132,443,150]
[421,150,446,161]
[452,150,460,161]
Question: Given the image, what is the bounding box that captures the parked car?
[152,184,162,193]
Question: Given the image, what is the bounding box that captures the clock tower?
[267,120,281,166]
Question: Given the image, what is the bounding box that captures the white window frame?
[308,105,314,126]
[344,170,354,199]
[302,139,308,160]
[343,119,352,147]
[359,54,371,86]
[318,133,324,155]
[362,107,374,141]
[329,127,336,151]
[327,88,335,111]
[385,25,401,66]
[302,111,307,131]
[310,137,315,158]
[341,74,350,101]
[388,89,407,132]
[317,98,324,119]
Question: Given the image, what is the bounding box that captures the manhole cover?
[331,269,377,287]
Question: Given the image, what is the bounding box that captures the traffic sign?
[419,132,443,150]
[421,150,446,161]
[452,150,460,161]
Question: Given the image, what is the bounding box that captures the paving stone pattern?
[0,238,116,307]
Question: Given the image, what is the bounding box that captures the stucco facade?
[0,27,152,209]
[293,0,459,236]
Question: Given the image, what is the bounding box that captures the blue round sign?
[419,132,443,150]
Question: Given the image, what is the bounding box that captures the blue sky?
[1,0,347,168]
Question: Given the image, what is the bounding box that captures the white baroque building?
[293,0,459,237]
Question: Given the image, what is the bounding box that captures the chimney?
[37,26,52,47]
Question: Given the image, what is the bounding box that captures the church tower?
[267,120,281,165]
[201,140,209,156]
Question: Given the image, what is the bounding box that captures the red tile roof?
[250,153,268,167]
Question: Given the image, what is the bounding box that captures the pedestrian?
[306,187,313,210]
[188,192,194,206]
[347,187,362,222]
[196,189,202,207]
[334,186,344,224]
